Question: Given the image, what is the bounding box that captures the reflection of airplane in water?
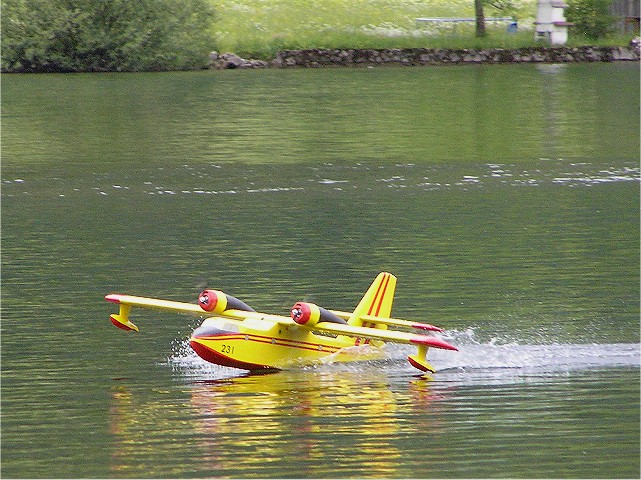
[109,370,448,477]
[106,272,457,373]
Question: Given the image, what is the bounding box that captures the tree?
[474,0,517,37]
[1,0,216,72]
[475,0,487,37]
[566,0,615,39]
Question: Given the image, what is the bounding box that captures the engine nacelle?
[198,290,255,314]
[290,302,347,327]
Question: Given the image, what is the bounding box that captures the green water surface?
[2,63,639,478]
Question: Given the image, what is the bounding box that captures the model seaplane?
[106,272,457,373]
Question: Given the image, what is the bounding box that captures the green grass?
[231,31,540,60]
[208,0,636,59]
[209,0,529,56]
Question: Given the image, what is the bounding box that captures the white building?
[535,0,573,45]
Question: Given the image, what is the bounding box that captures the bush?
[566,0,616,39]
[1,0,216,72]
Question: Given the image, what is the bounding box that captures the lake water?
[2,63,639,478]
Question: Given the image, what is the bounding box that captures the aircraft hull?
[189,317,383,370]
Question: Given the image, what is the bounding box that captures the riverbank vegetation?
[2,0,216,72]
[211,0,634,58]
[211,0,528,57]
[1,0,636,72]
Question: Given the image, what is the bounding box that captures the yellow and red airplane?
[106,272,457,373]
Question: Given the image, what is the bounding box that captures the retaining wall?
[210,45,640,69]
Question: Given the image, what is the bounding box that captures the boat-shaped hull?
[190,317,383,370]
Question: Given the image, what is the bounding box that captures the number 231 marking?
[221,344,235,354]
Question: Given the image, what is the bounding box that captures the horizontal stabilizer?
[330,309,444,332]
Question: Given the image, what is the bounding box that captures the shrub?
[1,0,216,72]
[566,0,616,39]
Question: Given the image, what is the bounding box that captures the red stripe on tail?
[368,272,389,315]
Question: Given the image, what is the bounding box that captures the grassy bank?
[208,0,636,59]
[3,0,635,72]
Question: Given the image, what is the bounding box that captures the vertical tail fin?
[348,272,397,326]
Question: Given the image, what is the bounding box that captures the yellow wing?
[305,321,457,373]
[307,321,457,351]
[106,294,205,315]
[105,294,296,332]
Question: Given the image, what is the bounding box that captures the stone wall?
[210,44,640,69]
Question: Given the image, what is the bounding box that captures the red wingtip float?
[105,272,457,373]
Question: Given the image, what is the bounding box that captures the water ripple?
[2,160,639,199]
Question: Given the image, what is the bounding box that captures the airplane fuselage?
[190,316,383,370]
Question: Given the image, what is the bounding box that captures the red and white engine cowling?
[290,302,347,327]
[198,290,255,314]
